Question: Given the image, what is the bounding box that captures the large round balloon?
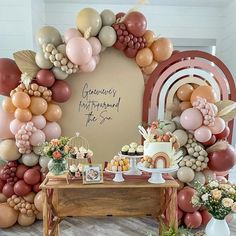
[201,210,212,225]
[180,108,203,130]
[0,58,21,96]
[101,9,116,26]
[29,97,48,115]
[22,152,39,167]
[14,108,32,122]
[124,11,147,37]
[0,106,14,139]
[16,164,29,179]
[2,183,15,198]
[0,203,18,228]
[177,84,194,101]
[98,26,117,47]
[135,48,153,67]
[24,169,41,185]
[190,85,217,104]
[18,213,35,226]
[14,180,32,196]
[66,37,92,65]
[2,97,16,114]
[0,139,21,161]
[51,80,71,103]
[36,69,55,87]
[150,38,173,62]
[29,130,45,146]
[76,8,102,37]
[177,167,195,183]
[194,126,212,143]
[34,191,43,212]
[31,115,46,129]
[64,28,82,44]
[12,92,31,109]
[178,188,200,212]
[43,122,61,141]
[44,103,62,122]
[184,211,202,229]
[80,57,97,73]
[173,129,188,147]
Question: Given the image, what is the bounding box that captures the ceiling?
[45,0,233,7]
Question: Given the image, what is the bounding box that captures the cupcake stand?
[105,170,129,182]
[118,152,143,175]
[137,163,179,184]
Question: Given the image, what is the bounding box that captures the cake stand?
[118,152,143,175]
[137,163,179,184]
[105,170,129,182]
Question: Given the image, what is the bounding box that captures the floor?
[0,217,236,236]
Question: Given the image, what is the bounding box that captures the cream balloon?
[173,129,188,147]
[0,203,18,228]
[34,191,43,212]
[177,167,195,183]
[18,213,35,226]
[0,139,21,161]
[39,155,50,169]
[22,152,39,167]
[35,50,53,69]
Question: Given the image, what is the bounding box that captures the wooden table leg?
[43,188,49,236]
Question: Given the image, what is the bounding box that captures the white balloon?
[39,156,50,169]
[22,152,39,166]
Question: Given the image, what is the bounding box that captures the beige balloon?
[35,50,53,69]
[0,203,18,228]
[23,192,36,204]
[18,213,35,226]
[101,9,116,26]
[0,139,21,161]
[76,8,102,37]
[34,191,43,212]
[36,26,62,46]
[36,211,43,220]
[98,26,117,47]
[52,67,68,80]
[177,167,195,183]
[173,129,188,147]
[0,193,7,203]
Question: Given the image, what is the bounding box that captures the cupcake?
[128,147,136,156]
[136,145,144,155]
[121,145,129,155]
[130,142,138,149]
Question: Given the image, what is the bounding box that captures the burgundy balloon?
[0,168,6,180]
[36,69,55,87]
[113,40,127,51]
[202,135,216,147]
[14,180,32,196]
[215,126,230,140]
[16,164,29,179]
[184,211,202,229]
[23,169,41,185]
[124,11,147,37]
[116,12,125,20]
[124,47,138,58]
[2,183,15,198]
[201,210,212,225]
[33,183,41,193]
[51,80,71,103]
[0,58,21,96]
[0,179,6,192]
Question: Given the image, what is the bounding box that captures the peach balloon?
[177,84,194,101]
[12,92,31,109]
[34,191,43,212]
[0,203,18,228]
[14,108,32,122]
[135,48,153,67]
[0,106,14,139]
[179,101,192,111]
[190,85,217,104]
[2,97,16,113]
[29,97,48,115]
[150,37,173,62]
[142,60,158,75]
[18,213,35,226]
[44,103,62,122]
[0,193,7,203]
[143,30,156,47]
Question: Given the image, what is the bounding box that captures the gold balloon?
[15,108,32,122]
[2,97,16,113]
[44,103,62,122]
[18,213,35,226]
[150,37,173,62]
[142,60,158,75]
[143,30,156,47]
[12,92,31,109]
[135,48,153,67]
[177,84,194,101]
[29,97,48,115]
[0,203,18,228]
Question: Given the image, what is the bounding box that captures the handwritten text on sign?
[78,83,121,126]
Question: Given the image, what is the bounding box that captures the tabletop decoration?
[82,164,103,184]
[69,163,83,179]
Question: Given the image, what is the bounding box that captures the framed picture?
[82,164,103,184]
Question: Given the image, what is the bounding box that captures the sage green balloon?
[36,26,62,46]
[76,8,102,37]
[52,67,68,80]
[98,26,117,47]
[35,50,53,69]
[101,9,116,26]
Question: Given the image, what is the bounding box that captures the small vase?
[48,158,66,175]
[205,217,230,236]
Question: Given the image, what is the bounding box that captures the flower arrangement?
[42,137,70,160]
[68,146,93,159]
[192,180,236,220]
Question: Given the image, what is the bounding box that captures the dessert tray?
[105,169,130,182]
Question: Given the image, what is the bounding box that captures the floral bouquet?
[192,179,236,220]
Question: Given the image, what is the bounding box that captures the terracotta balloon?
[0,203,18,228]
[116,12,125,20]
[14,180,32,196]
[178,188,200,212]
[135,48,153,67]
[51,80,71,103]
[44,103,62,122]
[2,97,16,113]
[2,183,15,198]
[177,84,194,101]
[0,179,5,192]
[184,211,202,229]
[0,58,21,96]
[190,85,217,104]
[33,183,41,193]
[36,69,55,87]
[150,38,173,62]
[143,30,156,47]
[124,47,138,58]
[29,97,48,115]
[12,92,31,109]
[124,11,147,37]
[0,193,7,203]
[16,164,29,179]
[34,191,43,212]
[14,108,32,122]
[142,60,157,75]
[24,169,41,185]
[113,40,126,51]
[18,213,35,226]
[0,106,14,139]
[179,101,192,111]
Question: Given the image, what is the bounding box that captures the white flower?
[201,193,209,202]
[228,188,236,194]
[69,164,78,173]
[222,198,234,208]
[78,164,83,172]
[231,202,236,213]
[209,181,219,188]
[79,146,87,153]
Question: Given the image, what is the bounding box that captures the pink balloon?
[209,117,225,134]
[42,122,61,141]
[88,37,101,56]
[66,37,92,65]
[80,57,96,73]
[31,115,46,129]
[10,119,25,135]
[29,130,45,146]
[0,106,14,139]
[94,55,100,64]
[180,108,203,130]
[64,28,82,44]
[194,126,212,142]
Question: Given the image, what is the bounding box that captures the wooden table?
[40,177,179,236]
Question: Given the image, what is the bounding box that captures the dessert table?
[40,174,179,236]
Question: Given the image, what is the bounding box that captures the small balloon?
[31,115,46,129]
[35,50,53,69]
[142,60,158,75]
[51,67,68,80]
[135,48,153,67]
[143,30,156,47]
[177,84,194,101]
[194,126,212,143]
[179,101,192,111]
[10,119,25,135]
[36,69,55,87]
[51,80,71,103]
[184,211,202,229]
[101,9,116,26]
[14,108,32,122]
[29,130,45,146]
[209,117,226,135]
